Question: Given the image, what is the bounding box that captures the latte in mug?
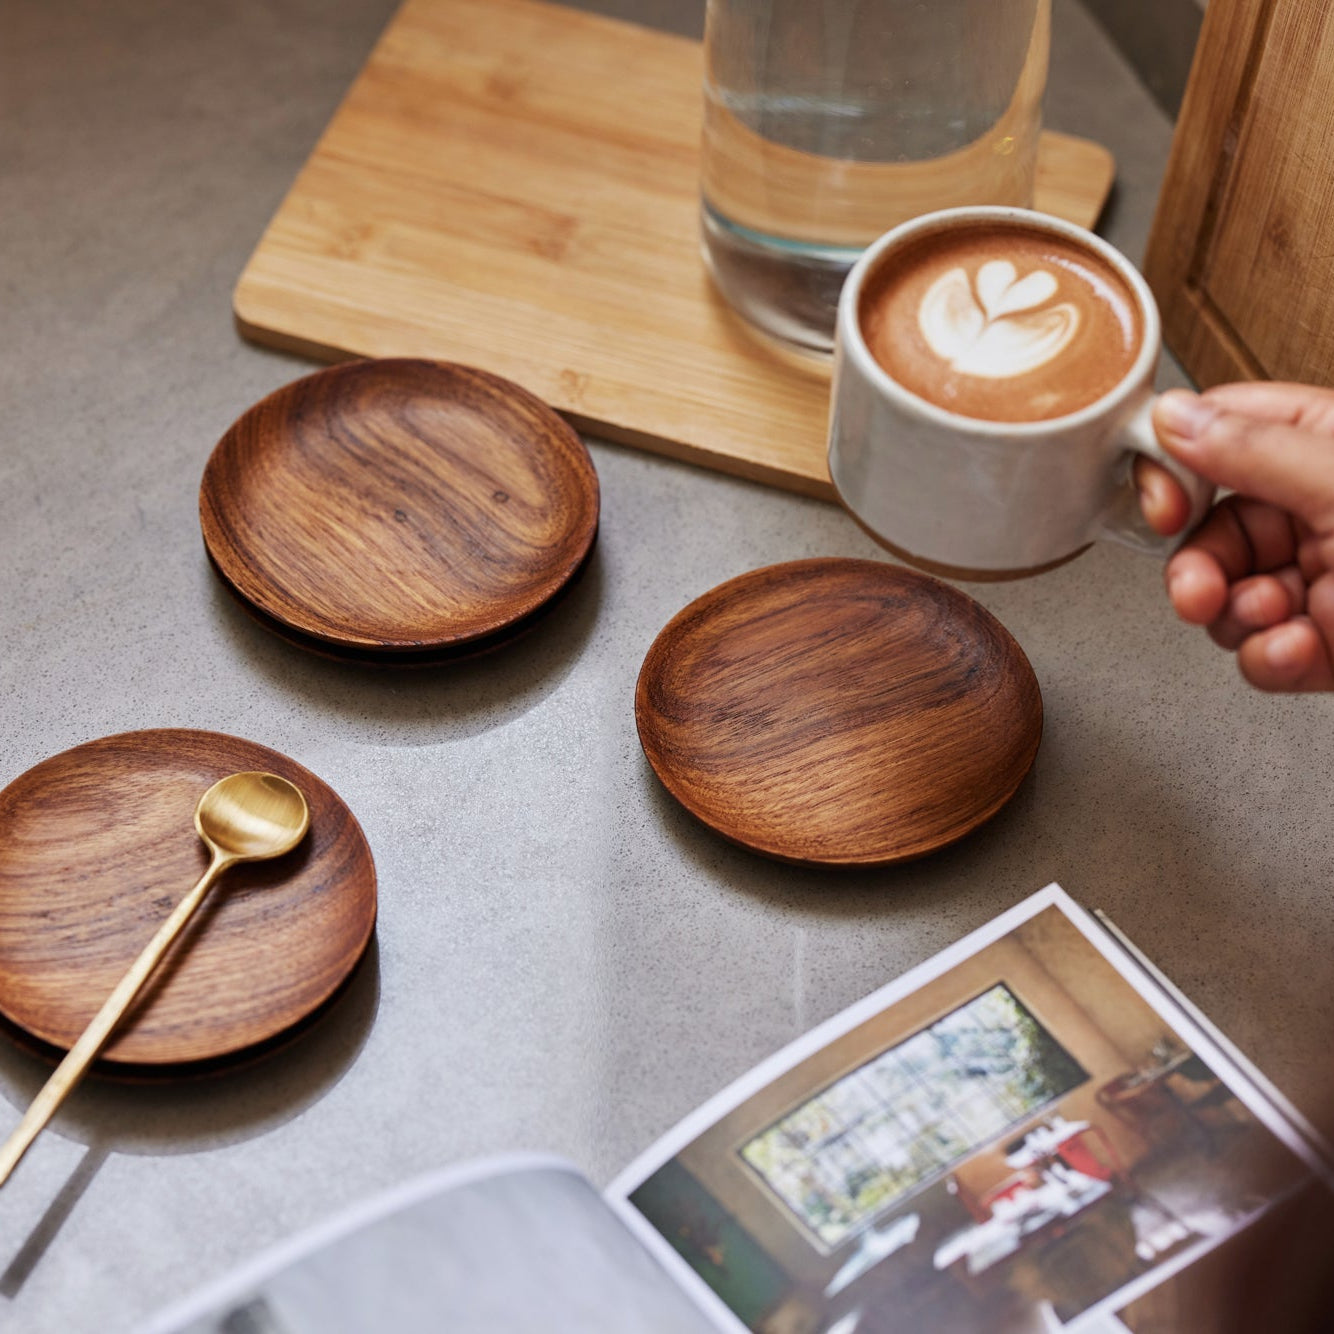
[858,222,1144,423]
[828,206,1214,576]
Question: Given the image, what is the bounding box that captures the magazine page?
[140,1154,722,1334]
[608,883,1333,1334]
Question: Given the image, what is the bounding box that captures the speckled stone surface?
[1,2,1330,1331]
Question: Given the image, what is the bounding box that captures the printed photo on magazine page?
[610,884,1334,1334]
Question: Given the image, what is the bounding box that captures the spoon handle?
[0,852,234,1187]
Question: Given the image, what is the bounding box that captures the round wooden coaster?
[635,559,1042,867]
[0,730,377,1070]
[200,358,600,655]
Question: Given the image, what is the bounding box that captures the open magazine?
[142,885,1334,1334]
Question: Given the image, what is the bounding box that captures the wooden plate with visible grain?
[0,730,377,1071]
[200,359,600,656]
[635,559,1042,866]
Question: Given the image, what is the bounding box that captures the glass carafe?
[700,0,1051,354]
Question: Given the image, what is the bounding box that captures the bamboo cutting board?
[235,0,1115,497]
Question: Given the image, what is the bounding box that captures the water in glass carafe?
[700,0,1050,355]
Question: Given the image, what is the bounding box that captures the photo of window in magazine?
[142,886,1334,1334]
[609,885,1334,1334]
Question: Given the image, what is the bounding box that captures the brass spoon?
[0,771,309,1186]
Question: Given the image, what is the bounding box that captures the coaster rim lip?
[0,728,378,1068]
[634,557,1043,868]
[206,526,599,666]
[0,941,373,1081]
[199,357,601,653]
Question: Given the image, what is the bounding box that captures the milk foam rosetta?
[859,224,1143,423]
[917,261,1078,379]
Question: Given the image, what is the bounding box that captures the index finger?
[1156,396,1334,531]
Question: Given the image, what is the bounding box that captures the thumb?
[1154,389,1334,533]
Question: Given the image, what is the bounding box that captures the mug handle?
[1093,393,1215,556]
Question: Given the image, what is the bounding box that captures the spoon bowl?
[196,772,310,864]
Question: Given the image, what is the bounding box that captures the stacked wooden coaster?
[200,359,601,665]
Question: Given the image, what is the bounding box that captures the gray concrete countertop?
[1,2,1329,1330]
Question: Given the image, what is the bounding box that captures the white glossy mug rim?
[835,205,1161,440]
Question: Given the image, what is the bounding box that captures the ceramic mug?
[826,205,1214,578]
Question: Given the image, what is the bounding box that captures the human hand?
[1134,382,1334,692]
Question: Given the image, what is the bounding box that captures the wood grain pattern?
[200,358,599,656]
[0,730,377,1069]
[635,560,1042,867]
[208,544,596,667]
[1141,0,1274,385]
[1144,0,1334,388]
[1197,3,1334,382]
[232,0,1115,498]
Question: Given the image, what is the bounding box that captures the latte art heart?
[918,261,1080,380]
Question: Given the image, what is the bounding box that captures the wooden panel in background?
[235,0,1115,497]
[1201,4,1334,383]
[1145,0,1334,388]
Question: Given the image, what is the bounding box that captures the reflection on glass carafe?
[700,0,1050,355]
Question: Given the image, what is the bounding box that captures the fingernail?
[1156,391,1217,441]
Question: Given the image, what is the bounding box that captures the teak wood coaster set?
[0,0,1110,1087]
[194,358,1042,872]
[0,350,1047,1084]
